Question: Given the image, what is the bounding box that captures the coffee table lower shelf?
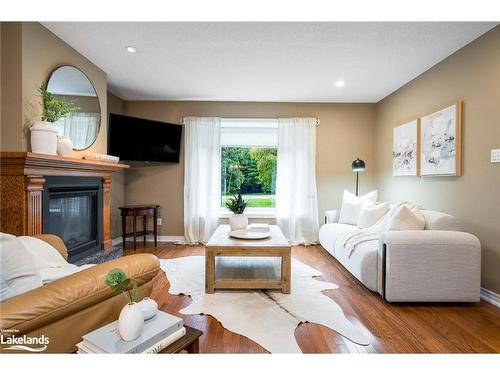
[204,248,291,294]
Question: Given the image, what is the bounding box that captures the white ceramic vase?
[229,213,248,231]
[57,136,73,157]
[118,302,144,341]
[138,297,158,320]
[30,121,58,155]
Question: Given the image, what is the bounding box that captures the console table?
[119,204,160,250]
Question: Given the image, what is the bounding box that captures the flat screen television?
[108,113,182,163]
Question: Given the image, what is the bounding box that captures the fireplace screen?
[43,177,102,262]
[48,192,97,250]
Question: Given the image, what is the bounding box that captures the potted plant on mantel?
[226,193,249,230]
[30,82,79,156]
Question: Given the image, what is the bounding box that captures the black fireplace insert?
[42,176,103,262]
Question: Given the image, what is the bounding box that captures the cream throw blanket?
[341,202,419,258]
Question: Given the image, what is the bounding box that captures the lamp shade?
[352,158,366,172]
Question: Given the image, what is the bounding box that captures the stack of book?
[77,311,185,354]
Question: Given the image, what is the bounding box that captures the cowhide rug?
[160,256,371,353]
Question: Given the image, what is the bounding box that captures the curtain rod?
[180,117,320,126]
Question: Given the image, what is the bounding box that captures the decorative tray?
[229,229,271,240]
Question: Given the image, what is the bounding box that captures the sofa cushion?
[358,201,390,229]
[319,223,360,257]
[0,233,43,302]
[421,210,461,231]
[334,237,379,291]
[338,190,378,225]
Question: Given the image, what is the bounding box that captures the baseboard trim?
[481,287,500,308]
[112,235,186,246]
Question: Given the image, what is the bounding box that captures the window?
[220,119,278,218]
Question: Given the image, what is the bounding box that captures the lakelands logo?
[0,329,49,352]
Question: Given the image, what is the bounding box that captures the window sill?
[219,208,276,219]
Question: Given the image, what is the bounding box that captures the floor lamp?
[351,158,366,196]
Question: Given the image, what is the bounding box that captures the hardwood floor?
[125,243,500,354]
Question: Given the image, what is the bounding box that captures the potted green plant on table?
[105,268,143,341]
[225,193,248,230]
[30,82,79,156]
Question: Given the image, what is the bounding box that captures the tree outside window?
[221,146,277,208]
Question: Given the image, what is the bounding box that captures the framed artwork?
[393,119,419,176]
[419,102,462,177]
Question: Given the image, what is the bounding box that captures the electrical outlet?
[491,149,500,163]
[157,218,162,226]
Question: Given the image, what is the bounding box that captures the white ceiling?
[42,22,497,103]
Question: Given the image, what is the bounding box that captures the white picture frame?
[393,119,419,176]
[420,102,462,177]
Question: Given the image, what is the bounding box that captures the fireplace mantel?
[0,152,129,249]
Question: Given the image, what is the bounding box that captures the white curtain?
[183,117,221,244]
[54,112,100,149]
[276,118,319,245]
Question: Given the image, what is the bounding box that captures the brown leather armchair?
[0,234,161,353]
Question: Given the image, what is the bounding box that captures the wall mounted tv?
[108,113,182,163]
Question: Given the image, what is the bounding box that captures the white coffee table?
[205,225,291,294]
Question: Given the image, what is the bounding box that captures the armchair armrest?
[0,254,160,334]
[380,231,481,302]
[32,234,68,260]
[324,210,340,224]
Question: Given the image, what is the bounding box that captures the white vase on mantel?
[118,302,144,341]
[30,121,58,155]
[229,213,248,231]
[57,136,73,157]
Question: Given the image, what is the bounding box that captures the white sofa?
[319,209,481,302]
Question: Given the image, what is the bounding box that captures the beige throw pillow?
[357,201,390,229]
[18,236,68,270]
[387,205,425,231]
[338,190,378,225]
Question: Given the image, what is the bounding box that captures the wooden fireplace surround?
[0,152,129,249]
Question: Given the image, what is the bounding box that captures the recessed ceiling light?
[126,46,137,53]
[335,80,345,87]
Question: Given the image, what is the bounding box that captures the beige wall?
[1,23,23,150]
[122,101,376,236]
[108,92,125,239]
[374,26,500,293]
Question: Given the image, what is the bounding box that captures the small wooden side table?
[119,204,160,250]
[160,326,203,354]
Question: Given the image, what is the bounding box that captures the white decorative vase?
[118,302,144,341]
[30,121,58,155]
[229,213,248,231]
[138,297,158,320]
[57,136,73,157]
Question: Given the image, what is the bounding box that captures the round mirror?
[47,66,101,150]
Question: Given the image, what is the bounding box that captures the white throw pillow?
[387,205,425,231]
[338,190,378,225]
[0,233,43,302]
[18,236,68,270]
[357,201,390,229]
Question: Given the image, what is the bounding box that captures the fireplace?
[42,176,103,262]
